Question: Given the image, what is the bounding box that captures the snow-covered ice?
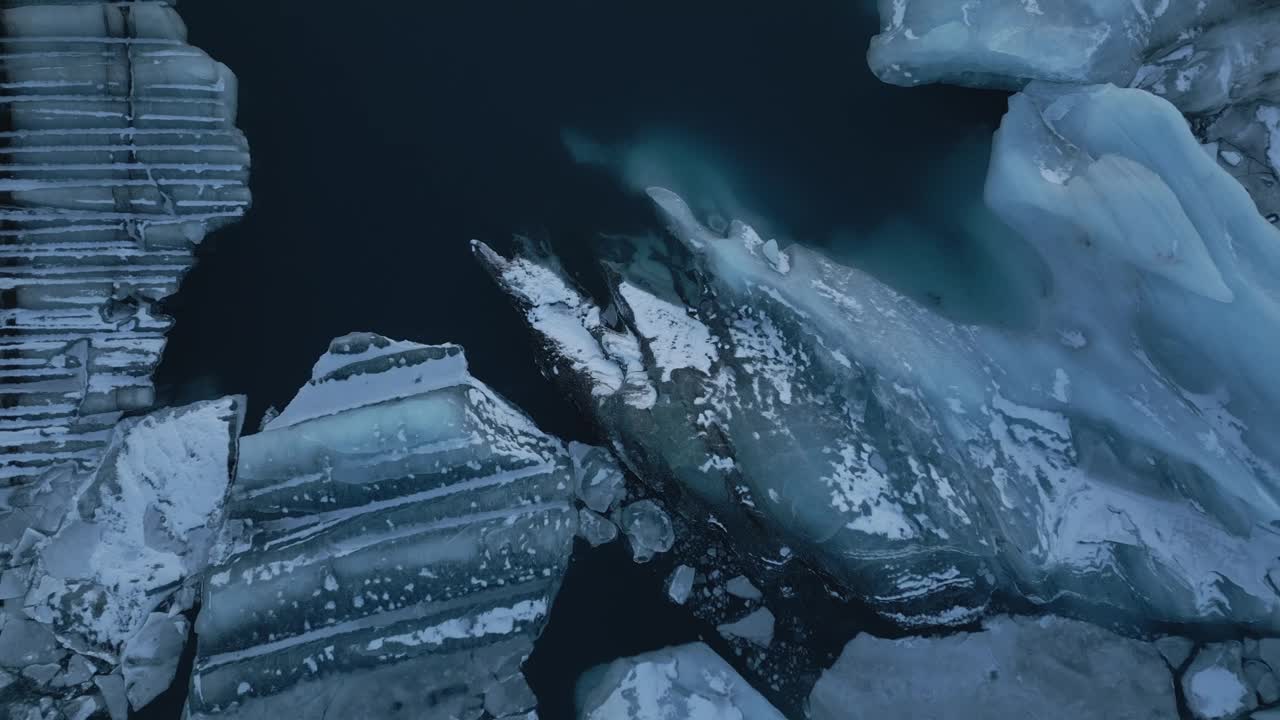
[575,642,786,720]
[477,81,1280,632]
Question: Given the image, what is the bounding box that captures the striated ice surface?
[187,333,578,719]
[575,642,786,720]
[809,614,1178,720]
[0,3,250,710]
[476,81,1280,631]
[0,0,251,488]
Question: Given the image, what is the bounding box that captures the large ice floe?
[476,79,1280,634]
[0,1,250,716]
[186,334,579,719]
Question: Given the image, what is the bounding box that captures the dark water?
[148,2,1010,716]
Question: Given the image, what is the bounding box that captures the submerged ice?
[478,81,1280,632]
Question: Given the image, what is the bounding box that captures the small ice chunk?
[811,615,1176,720]
[619,500,675,563]
[62,696,100,720]
[483,672,537,717]
[55,654,96,688]
[1155,635,1195,668]
[577,509,620,547]
[1183,643,1255,720]
[570,442,627,513]
[23,662,60,686]
[1246,660,1280,705]
[724,575,762,601]
[122,613,189,710]
[0,567,29,600]
[716,607,775,647]
[0,616,65,668]
[576,642,786,719]
[666,565,696,605]
[94,672,129,720]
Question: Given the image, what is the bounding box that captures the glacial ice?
[809,615,1178,720]
[867,0,1280,219]
[575,642,786,720]
[0,3,250,712]
[186,334,578,719]
[0,0,251,488]
[618,500,675,563]
[476,80,1280,631]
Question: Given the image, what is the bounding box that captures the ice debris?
[618,500,675,563]
[575,642,786,720]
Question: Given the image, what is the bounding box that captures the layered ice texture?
[0,0,251,487]
[477,80,1280,632]
[187,334,578,719]
[575,642,786,720]
[0,2,250,715]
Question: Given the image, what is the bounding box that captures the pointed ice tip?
[469,239,509,273]
[645,187,708,251]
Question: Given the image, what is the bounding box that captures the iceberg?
[575,642,786,720]
[186,334,579,719]
[476,82,1280,631]
[809,615,1178,720]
